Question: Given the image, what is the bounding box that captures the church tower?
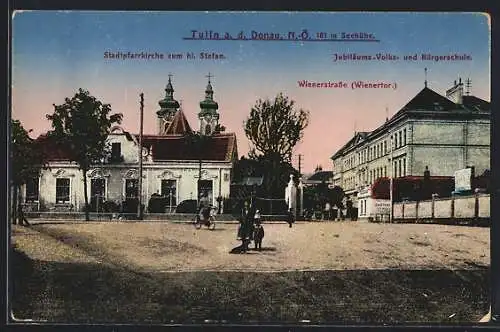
[198,73,220,136]
[157,74,180,135]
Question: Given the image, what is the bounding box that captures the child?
[253,223,264,250]
[254,209,261,225]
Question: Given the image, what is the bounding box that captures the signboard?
[454,168,472,192]
[372,199,391,215]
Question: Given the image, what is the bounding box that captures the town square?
[9,11,493,325]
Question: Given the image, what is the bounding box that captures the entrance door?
[90,178,105,212]
[198,180,213,207]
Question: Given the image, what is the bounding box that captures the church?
[21,75,238,214]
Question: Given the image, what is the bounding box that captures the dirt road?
[13,221,490,272]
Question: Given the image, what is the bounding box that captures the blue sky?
[12,11,490,172]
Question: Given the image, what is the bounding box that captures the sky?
[11,11,490,173]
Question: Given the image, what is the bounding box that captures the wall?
[412,122,464,145]
[392,194,489,221]
[23,161,233,212]
[412,146,463,176]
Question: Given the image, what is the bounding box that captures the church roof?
[140,132,237,162]
[36,131,238,163]
[164,109,193,135]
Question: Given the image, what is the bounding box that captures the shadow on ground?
[10,248,490,324]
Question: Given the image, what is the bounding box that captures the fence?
[22,211,238,222]
[392,193,490,226]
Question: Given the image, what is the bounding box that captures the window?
[125,179,139,198]
[56,178,70,203]
[90,178,106,212]
[398,160,402,178]
[384,166,387,177]
[384,141,387,155]
[403,129,407,145]
[394,161,398,177]
[91,178,106,199]
[161,179,177,206]
[398,131,402,147]
[111,142,121,158]
[403,158,406,176]
[25,177,39,202]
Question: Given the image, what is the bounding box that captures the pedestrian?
[324,202,331,220]
[287,208,295,228]
[17,203,30,226]
[254,209,261,226]
[240,201,254,252]
[201,205,211,225]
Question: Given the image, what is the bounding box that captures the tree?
[183,130,212,208]
[244,93,308,198]
[244,93,309,163]
[10,119,47,224]
[46,89,122,221]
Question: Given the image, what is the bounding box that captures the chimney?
[445,77,464,104]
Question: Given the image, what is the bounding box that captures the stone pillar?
[285,174,297,217]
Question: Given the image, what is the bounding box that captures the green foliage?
[242,93,308,198]
[46,88,123,170]
[232,155,299,199]
[244,93,309,163]
[10,119,47,187]
[46,89,122,220]
[303,182,345,211]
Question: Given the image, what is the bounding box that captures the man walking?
[17,203,30,226]
[287,208,295,228]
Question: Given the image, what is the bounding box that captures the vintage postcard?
[9,11,492,324]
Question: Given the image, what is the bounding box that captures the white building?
[330,78,490,219]
[21,76,238,213]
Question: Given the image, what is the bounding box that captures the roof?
[331,132,369,160]
[140,132,237,162]
[330,86,490,161]
[402,87,458,112]
[164,109,193,135]
[462,95,490,111]
[34,134,72,161]
[306,171,333,182]
[37,131,238,163]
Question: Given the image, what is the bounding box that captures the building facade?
[330,79,490,219]
[21,76,238,213]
